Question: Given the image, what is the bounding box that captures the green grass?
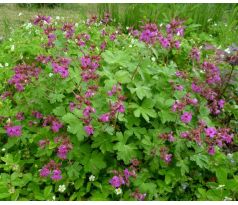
[0,3,237,46]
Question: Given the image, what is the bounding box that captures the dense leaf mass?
[0,14,237,201]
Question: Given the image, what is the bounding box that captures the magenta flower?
[218,99,225,109]
[51,169,62,181]
[40,166,50,177]
[84,125,94,135]
[205,127,217,138]
[109,176,125,188]
[16,112,25,121]
[164,154,172,163]
[208,146,215,155]
[99,113,110,122]
[51,121,63,133]
[57,145,68,159]
[6,125,22,137]
[181,131,189,138]
[180,112,192,124]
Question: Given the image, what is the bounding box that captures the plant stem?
[220,65,235,96]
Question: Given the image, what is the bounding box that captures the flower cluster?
[55,137,73,160]
[202,61,221,84]
[190,47,201,63]
[76,33,90,47]
[160,147,172,164]
[40,160,62,181]
[109,167,136,188]
[80,55,100,81]
[52,57,71,78]
[8,64,41,91]
[139,23,159,45]
[33,15,51,27]
[62,23,75,39]
[5,125,22,137]
[43,115,63,133]
[180,121,234,155]
[131,189,147,201]
[99,84,125,123]
[191,81,225,115]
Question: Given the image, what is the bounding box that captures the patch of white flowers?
[58,184,66,193]
[89,175,95,182]
[114,188,122,195]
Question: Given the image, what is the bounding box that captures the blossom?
[51,169,62,181]
[51,121,63,132]
[16,112,25,121]
[115,188,122,195]
[109,176,125,188]
[99,113,110,122]
[58,185,66,193]
[57,145,69,159]
[89,175,95,182]
[164,154,172,163]
[180,112,192,124]
[205,127,217,138]
[6,125,22,137]
[84,125,94,135]
[40,166,50,177]
[208,146,215,155]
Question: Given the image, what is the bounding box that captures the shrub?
[0,14,237,201]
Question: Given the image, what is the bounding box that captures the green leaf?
[49,93,65,104]
[190,154,209,169]
[83,151,106,174]
[114,142,137,164]
[176,160,189,176]
[62,113,85,141]
[216,167,227,184]
[115,70,131,84]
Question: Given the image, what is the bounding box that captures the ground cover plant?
[0,12,238,201]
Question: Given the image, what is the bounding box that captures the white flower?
[115,188,122,195]
[207,18,212,22]
[18,12,22,16]
[49,73,53,77]
[89,175,95,182]
[10,45,15,51]
[1,148,6,152]
[6,118,11,123]
[224,48,231,54]
[52,195,56,201]
[224,196,232,201]
[151,57,156,62]
[25,23,32,30]
[129,45,132,48]
[126,26,129,30]
[58,185,66,193]
[75,23,79,27]
[56,16,60,20]
[216,184,225,189]
[9,38,12,42]
[0,63,3,68]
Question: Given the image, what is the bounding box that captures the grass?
[0,4,97,38]
[0,3,237,46]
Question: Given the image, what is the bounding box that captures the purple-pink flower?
[51,169,62,181]
[180,112,192,124]
[109,176,125,188]
[99,113,110,122]
[40,166,50,177]
[205,127,217,138]
[84,125,94,135]
[6,125,22,137]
